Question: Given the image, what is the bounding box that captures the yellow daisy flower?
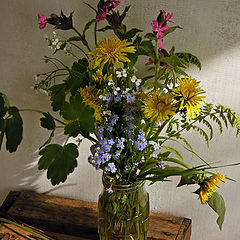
[92,69,112,83]
[88,36,136,69]
[78,85,102,122]
[172,76,205,119]
[199,172,226,204]
[141,90,176,124]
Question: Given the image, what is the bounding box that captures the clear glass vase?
[98,176,149,240]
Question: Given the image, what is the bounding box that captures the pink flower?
[112,0,121,8]
[96,8,108,22]
[145,58,153,66]
[158,38,164,49]
[164,12,173,23]
[151,20,169,38]
[38,13,47,29]
[50,13,58,18]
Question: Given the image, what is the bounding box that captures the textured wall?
[1,0,240,239]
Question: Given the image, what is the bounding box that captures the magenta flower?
[96,8,108,22]
[158,38,164,49]
[145,58,153,66]
[151,20,169,38]
[38,13,47,29]
[164,12,174,23]
[96,0,121,22]
[112,0,121,8]
[50,13,58,18]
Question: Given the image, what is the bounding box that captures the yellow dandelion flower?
[78,85,102,122]
[88,36,136,69]
[199,172,226,204]
[141,90,176,124]
[172,76,205,119]
[92,69,112,83]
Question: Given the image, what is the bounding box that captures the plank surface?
[0,191,191,240]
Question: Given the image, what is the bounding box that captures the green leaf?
[160,56,188,68]
[49,84,66,112]
[68,36,82,42]
[40,112,55,130]
[177,174,195,187]
[124,28,142,39]
[97,26,114,32]
[84,2,98,14]
[5,107,23,153]
[144,33,157,41]
[83,19,96,37]
[38,143,79,185]
[66,58,89,93]
[163,26,183,37]
[136,40,155,60]
[61,94,95,137]
[208,191,226,230]
[162,145,184,162]
[0,93,7,118]
[176,52,202,70]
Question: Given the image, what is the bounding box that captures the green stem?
[70,42,89,58]
[0,218,50,240]
[161,113,216,145]
[94,21,98,45]
[151,118,170,140]
[162,157,191,169]
[45,57,70,71]
[72,27,91,51]
[154,39,159,89]
[19,109,66,125]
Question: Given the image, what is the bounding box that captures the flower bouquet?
[1,0,240,239]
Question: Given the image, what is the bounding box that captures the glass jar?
[98,176,149,240]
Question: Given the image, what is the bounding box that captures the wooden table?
[0,191,191,240]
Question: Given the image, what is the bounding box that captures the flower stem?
[72,27,91,51]
[94,21,98,45]
[19,109,65,125]
[0,217,50,240]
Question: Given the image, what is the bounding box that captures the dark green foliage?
[61,94,95,137]
[49,84,66,112]
[0,93,23,153]
[38,143,78,185]
[208,191,226,230]
[66,58,89,94]
[5,107,23,153]
[176,52,202,70]
[40,112,56,130]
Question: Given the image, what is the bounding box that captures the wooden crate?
[0,191,191,240]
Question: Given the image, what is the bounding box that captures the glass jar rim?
[102,174,145,191]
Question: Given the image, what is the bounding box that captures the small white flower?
[116,87,120,91]
[136,169,140,175]
[103,110,112,116]
[116,71,122,78]
[136,79,142,86]
[141,119,146,124]
[108,79,114,86]
[131,75,137,83]
[55,38,59,43]
[122,69,127,77]
[56,44,60,50]
[114,90,118,95]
